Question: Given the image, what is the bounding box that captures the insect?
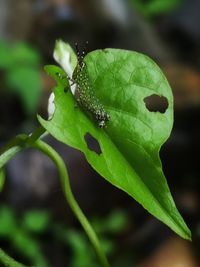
[72,43,110,128]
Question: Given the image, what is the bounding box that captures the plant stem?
[0,248,30,267]
[0,129,110,267]
[0,126,46,168]
[32,140,110,267]
[26,126,46,145]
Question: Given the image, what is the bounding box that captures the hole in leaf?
[84,133,102,155]
[144,94,168,113]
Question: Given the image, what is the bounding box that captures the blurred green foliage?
[55,210,129,267]
[0,41,42,116]
[0,169,5,192]
[0,206,129,267]
[92,210,128,235]
[23,210,50,233]
[130,0,181,17]
[0,206,128,267]
[0,206,49,267]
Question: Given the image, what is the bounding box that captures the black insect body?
[72,46,110,128]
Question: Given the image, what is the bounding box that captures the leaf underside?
[39,49,191,240]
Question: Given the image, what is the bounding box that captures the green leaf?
[23,210,50,233]
[6,67,41,115]
[13,231,47,267]
[0,41,13,68]
[39,49,191,240]
[0,41,41,115]
[11,42,40,67]
[144,0,181,16]
[0,206,16,237]
[0,41,40,70]
[66,230,99,267]
[130,0,181,17]
[92,210,128,234]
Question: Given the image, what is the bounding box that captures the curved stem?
[0,128,45,267]
[32,140,110,267]
[0,128,110,267]
[0,126,46,169]
[0,248,31,267]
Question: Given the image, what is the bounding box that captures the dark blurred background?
[0,0,199,266]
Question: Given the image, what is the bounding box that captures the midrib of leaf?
[102,130,187,236]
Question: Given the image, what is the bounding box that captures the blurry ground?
[0,0,199,266]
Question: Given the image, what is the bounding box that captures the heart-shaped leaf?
[39,49,191,240]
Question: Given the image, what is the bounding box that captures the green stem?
[0,126,46,168]
[0,127,110,267]
[26,126,46,145]
[32,140,110,267]
[0,127,46,267]
[0,248,30,267]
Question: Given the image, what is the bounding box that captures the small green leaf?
[0,41,41,115]
[130,0,181,17]
[92,210,128,234]
[11,42,40,67]
[0,206,16,237]
[0,41,12,68]
[66,230,99,267]
[39,49,191,240]
[103,210,128,234]
[0,41,40,70]
[23,210,50,233]
[13,231,47,267]
[6,67,41,115]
